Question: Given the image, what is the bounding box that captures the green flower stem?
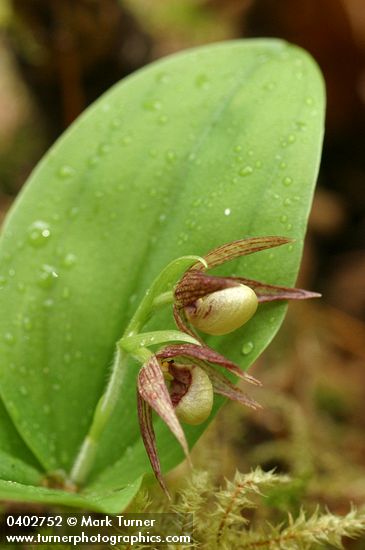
[69,294,173,486]
[152,290,174,309]
[69,256,202,486]
[69,347,129,486]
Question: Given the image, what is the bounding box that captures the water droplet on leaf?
[165,150,176,163]
[38,265,59,288]
[98,143,110,155]
[296,120,307,131]
[158,114,168,125]
[283,176,293,186]
[122,135,132,146]
[143,99,162,111]
[156,72,170,84]
[63,253,77,268]
[239,166,253,177]
[58,165,75,179]
[242,341,254,355]
[27,221,51,248]
[195,73,210,89]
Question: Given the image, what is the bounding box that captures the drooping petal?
[137,355,190,464]
[222,276,321,302]
[156,343,261,386]
[202,363,262,411]
[173,304,202,342]
[192,236,292,271]
[136,390,169,496]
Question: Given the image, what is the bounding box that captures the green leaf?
[0,39,324,508]
[0,476,142,513]
[0,450,42,485]
[0,400,42,470]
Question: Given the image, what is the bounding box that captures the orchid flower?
[173,236,320,337]
[135,236,320,493]
[137,343,261,495]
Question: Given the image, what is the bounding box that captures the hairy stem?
[68,256,200,486]
[69,347,128,485]
[69,291,174,486]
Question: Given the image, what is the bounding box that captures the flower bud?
[174,366,214,425]
[184,284,258,336]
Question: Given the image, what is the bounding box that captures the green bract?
[0,39,325,512]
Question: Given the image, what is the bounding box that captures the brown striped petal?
[229,276,321,302]
[136,391,169,496]
[192,236,292,271]
[202,363,262,411]
[137,355,190,465]
[174,271,239,308]
[156,343,261,386]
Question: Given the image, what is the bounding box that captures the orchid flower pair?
[134,237,319,494]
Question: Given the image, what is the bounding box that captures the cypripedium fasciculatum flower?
[137,343,261,495]
[173,236,320,338]
[136,236,320,494]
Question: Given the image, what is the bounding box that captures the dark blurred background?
[0,0,364,539]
